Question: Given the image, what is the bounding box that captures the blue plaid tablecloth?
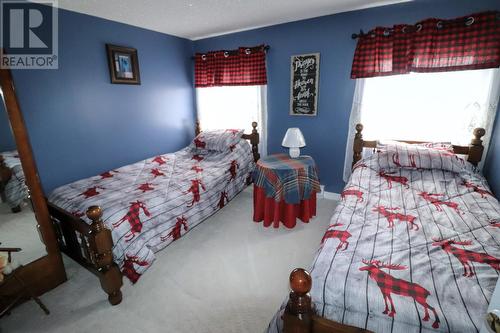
[252,154,320,205]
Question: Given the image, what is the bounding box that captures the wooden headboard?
[195,120,260,162]
[352,123,486,167]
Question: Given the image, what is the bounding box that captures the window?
[358,69,499,143]
[196,85,267,156]
[344,68,500,180]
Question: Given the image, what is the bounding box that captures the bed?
[47,122,260,305]
[272,124,500,333]
[0,150,28,213]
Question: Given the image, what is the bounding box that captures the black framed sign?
[106,44,141,85]
[290,53,320,116]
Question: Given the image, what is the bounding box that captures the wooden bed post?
[352,123,364,167]
[195,119,201,136]
[250,121,260,162]
[467,128,486,166]
[283,268,313,333]
[86,206,123,305]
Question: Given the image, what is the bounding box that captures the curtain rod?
[191,45,270,59]
[351,11,500,40]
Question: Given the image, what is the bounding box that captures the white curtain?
[196,85,267,156]
[343,68,500,182]
[343,79,365,182]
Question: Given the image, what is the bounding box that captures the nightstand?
[252,153,320,228]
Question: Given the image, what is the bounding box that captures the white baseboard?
[323,191,341,201]
[318,185,341,201]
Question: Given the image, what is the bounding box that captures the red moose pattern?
[122,255,149,283]
[161,216,188,242]
[100,171,117,179]
[360,260,440,328]
[194,138,206,149]
[294,147,500,333]
[418,192,462,214]
[341,187,363,202]
[192,154,204,162]
[79,186,104,199]
[152,156,167,165]
[321,223,351,250]
[191,165,203,173]
[138,183,154,193]
[227,160,239,183]
[462,181,493,198]
[378,171,409,189]
[372,205,419,230]
[392,153,417,169]
[151,168,165,178]
[185,179,206,207]
[112,201,151,242]
[216,191,229,210]
[432,238,500,277]
[48,139,255,286]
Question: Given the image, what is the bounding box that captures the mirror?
[0,88,47,266]
[0,67,65,315]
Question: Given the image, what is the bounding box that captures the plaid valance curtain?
[195,45,267,87]
[351,11,500,79]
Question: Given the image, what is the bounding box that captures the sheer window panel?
[196,85,267,156]
[361,69,498,143]
[344,69,500,181]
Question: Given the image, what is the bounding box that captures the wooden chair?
[0,244,49,317]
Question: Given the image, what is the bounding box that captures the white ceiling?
[54,0,410,40]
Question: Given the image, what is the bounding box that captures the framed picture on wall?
[106,44,141,84]
[290,53,320,116]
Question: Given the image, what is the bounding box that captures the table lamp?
[282,128,306,158]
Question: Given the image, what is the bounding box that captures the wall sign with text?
[290,53,320,116]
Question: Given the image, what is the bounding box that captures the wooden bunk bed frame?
[47,122,259,305]
[283,123,487,333]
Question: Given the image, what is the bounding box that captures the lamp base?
[289,147,300,158]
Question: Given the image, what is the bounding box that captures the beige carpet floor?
[0,201,47,265]
[1,188,337,333]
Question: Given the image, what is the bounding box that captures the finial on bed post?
[352,123,364,167]
[87,206,104,232]
[251,121,260,162]
[195,119,201,136]
[86,206,123,305]
[283,268,313,333]
[468,128,486,166]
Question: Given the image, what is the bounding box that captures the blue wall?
[6,0,500,194]
[194,0,500,193]
[10,8,195,192]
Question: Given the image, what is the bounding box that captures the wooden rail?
[352,123,486,167]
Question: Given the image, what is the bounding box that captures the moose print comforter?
[0,150,28,209]
[49,140,254,283]
[268,144,500,333]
